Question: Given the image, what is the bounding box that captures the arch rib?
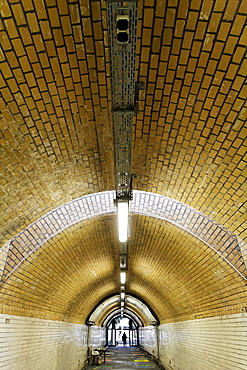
[1,191,246,282]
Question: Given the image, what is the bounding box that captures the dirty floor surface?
[86,346,161,370]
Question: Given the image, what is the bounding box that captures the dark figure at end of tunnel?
[122,332,127,345]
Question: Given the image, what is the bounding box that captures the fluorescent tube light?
[120,292,125,300]
[121,301,124,307]
[117,202,129,242]
[120,271,126,284]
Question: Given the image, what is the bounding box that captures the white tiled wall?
[1,313,246,370]
[140,313,247,370]
[139,325,158,357]
[0,314,88,370]
[160,314,247,370]
[88,325,106,349]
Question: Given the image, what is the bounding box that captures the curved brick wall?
[1,191,246,283]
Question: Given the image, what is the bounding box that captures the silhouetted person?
[122,332,127,345]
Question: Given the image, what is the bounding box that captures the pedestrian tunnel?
[0,191,246,370]
[87,294,158,348]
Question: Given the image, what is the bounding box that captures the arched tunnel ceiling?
[1,191,246,282]
[1,190,246,281]
[0,192,246,324]
[0,0,246,246]
[102,308,144,327]
[0,0,247,325]
[87,294,157,327]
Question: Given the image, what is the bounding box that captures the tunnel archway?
[86,294,159,348]
[1,190,246,284]
[1,190,246,327]
[0,0,246,368]
[87,294,158,327]
[106,315,139,347]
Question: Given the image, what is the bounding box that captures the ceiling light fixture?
[117,201,129,242]
[120,271,126,284]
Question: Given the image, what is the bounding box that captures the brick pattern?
[0,191,115,281]
[0,313,88,370]
[156,313,247,370]
[88,294,156,326]
[139,326,158,357]
[0,211,246,324]
[133,0,247,243]
[128,215,247,323]
[131,191,247,277]
[1,191,246,284]
[95,302,148,327]
[0,216,119,322]
[0,0,246,248]
[0,0,246,336]
[88,325,105,349]
[0,0,114,245]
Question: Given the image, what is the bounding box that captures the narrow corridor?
[1,0,247,369]
[87,346,161,370]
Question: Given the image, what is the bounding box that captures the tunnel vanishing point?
[0,0,246,369]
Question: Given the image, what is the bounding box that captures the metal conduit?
[106,0,139,308]
[106,0,138,200]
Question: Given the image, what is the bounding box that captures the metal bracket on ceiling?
[129,174,136,201]
[120,253,128,270]
[113,107,135,114]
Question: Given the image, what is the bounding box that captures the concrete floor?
[87,346,161,369]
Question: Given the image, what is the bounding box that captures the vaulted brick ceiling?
[0,0,246,325]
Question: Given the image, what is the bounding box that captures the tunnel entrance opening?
[106,316,139,347]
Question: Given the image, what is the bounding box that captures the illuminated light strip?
[118,202,129,242]
[120,271,126,284]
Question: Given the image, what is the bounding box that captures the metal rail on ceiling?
[106,0,138,201]
[106,0,140,305]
